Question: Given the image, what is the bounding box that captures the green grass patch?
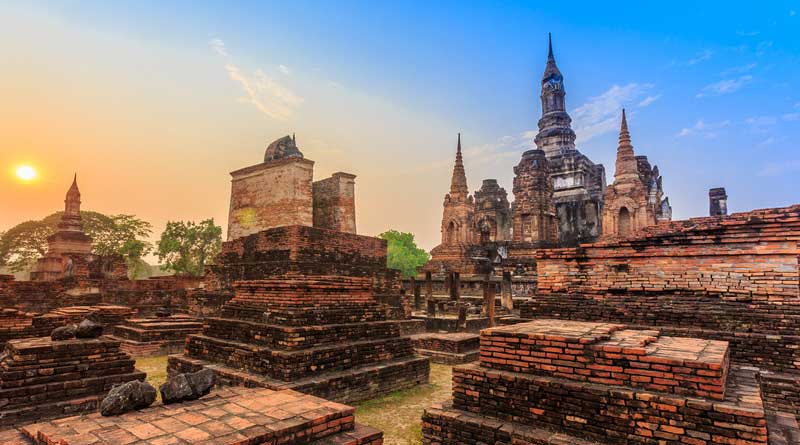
[135,355,169,400]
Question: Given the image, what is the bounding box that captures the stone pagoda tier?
[423,319,776,445]
[17,387,383,445]
[0,336,145,427]
[168,275,429,403]
[109,314,204,357]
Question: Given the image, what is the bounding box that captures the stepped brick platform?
[423,319,777,445]
[0,309,64,350]
[49,304,136,330]
[0,336,145,427]
[169,275,429,403]
[16,387,383,445]
[108,314,204,356]
[409,333,479,364]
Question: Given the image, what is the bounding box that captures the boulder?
[160,369,215,404]
[75,319,104,338]
[50,324,77,341]
[100,380,157,416]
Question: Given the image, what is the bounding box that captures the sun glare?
[15,165,37,182]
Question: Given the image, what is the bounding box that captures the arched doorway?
[618,207,631,236]
[446,221,457,245]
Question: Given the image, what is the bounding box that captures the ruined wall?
[227,158,315,240]
[312,172,357,234]
[537,205,800,297]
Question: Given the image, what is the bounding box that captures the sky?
[1,1,798,252]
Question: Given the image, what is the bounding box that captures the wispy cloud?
[210,38,302,121]
[677,120,731,139]
[758,137,775,148]
[719,63,757,76]
[758,160,800,177]
[209,38,228,57]
[687,49,713,65]
[782,112,800,121]
[278,65,291,75]
[571,83,655,143]
[696,75,753,98]
[745,115,778,131]
[756,41,773,56]
[411,133,525,174]
[637,94,661,107]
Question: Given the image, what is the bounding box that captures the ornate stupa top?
[264,134,304,163]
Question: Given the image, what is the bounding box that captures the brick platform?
[0,336,145,427]
[169,276,429,403]
[409,333,479,364]
[108,314,203,356]
[422,319,774,445]
[49,304,136,329]
[18,387,383,445]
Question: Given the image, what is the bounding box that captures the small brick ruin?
[169,275,429,403]
[0,336,145,427]
[16,386,382,445]
[423,319,779,445]
[409,332,479,364]
[108,314,204,357]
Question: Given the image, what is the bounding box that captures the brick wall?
[312,172,357,234]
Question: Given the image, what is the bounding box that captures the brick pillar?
[502,272,513,310]
[427,299,437,317]
[457,304,467,332]
[452,272,461,302]
[412,278,421,311]
[445,273,452,299]
[483,278,496,327]
[425,272,432,300]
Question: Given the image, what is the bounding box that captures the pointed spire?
[292,132,296,144]
[614,109,638,182]
[449,133,469,198]
[548,32,554,60]
[64,173,82,216]
[542,33,562,82]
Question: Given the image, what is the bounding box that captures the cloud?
[677,120,731,139]
[756,41,773,56]
[696,75,753,98]
[758,160,800,177]
[209,38,228,57]
[783,113,800,121]
[411,133,526,174]
[637,95,661,107]
[571,83,655,143]
[278,65,291,75]
[687,49,713,65]
[719,63,757,76]
[210,39,303,121]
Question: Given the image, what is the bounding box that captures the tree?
[0,211,153,277]
[156,219,222,276]
[379,230,430,278]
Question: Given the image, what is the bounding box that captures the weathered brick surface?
[313,172,357,234]
[109,315,204,357]
[20,387,383,445]
[0,336,145,426]
[410,333,480,364]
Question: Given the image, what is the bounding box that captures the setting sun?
[15,165,37,182]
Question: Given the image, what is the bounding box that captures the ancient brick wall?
[227,158,315,240]
[312,172,357,234]
[537,205,800,297]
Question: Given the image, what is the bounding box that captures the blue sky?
[2,1,798,249]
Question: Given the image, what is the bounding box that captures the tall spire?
[542,33,562,82]
[449,133,468,198]
[614,109,639,182]
[547,32,554,60]
[64,173,82,217]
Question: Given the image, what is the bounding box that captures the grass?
[354,363,453,445]
[134,356,453,445]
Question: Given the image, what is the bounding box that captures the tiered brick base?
[169,276,429,403]
[108,314,203,356]
[422,320,773,445]
[18,387,383,445]
[0,337,145,427]
[409,333,479,364]
[49,304,136,329]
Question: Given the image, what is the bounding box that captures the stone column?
[501,271,513,311]
[427,299,437,317]
[483,277,496,327]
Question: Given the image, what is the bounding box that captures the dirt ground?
[136,357,452,445]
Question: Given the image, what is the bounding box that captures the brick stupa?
[423,319,774,444]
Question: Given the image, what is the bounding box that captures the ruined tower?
[511,149,558,244]
[474,179,511,243]
[439,134,476,246]
[602,110,667,237]
[533,34,606,245]
[709,187,728,216]
[31,175,94,280]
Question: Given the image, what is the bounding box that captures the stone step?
[168,353,430,404]
[423,402,606,445]
[19,387,362,445]
[184,333,415,381]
